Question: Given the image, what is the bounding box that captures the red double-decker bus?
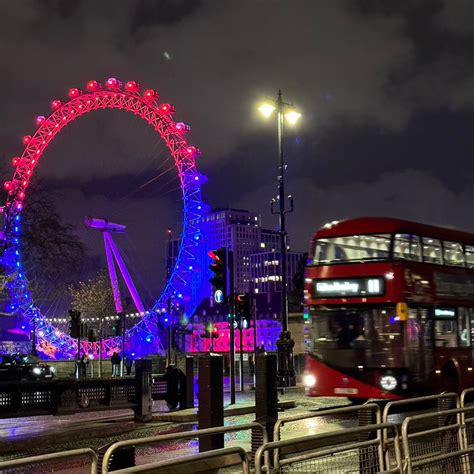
[304,217,474,401]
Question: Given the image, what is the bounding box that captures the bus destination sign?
[314,277,385,298]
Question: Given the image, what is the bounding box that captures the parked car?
[0,354,56,381]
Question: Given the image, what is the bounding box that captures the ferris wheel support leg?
[104,231,123,314]
[104,232,145,314]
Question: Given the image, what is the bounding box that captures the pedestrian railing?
[401,406,474,473]
[0,448,98,473]
[106,446,250,473]
[382,391,459,470]
[101,422,267,473]
[255,423,402,473]
[273,402,381,468]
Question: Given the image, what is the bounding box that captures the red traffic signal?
[209,247,227,303]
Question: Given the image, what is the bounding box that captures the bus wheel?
[348,397,368,405]
[442,364,459,394]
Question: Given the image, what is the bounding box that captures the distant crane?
[84,216,145,314]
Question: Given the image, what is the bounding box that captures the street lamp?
[258,89,301,387]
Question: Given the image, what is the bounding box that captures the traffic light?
[208,247,227,304]
[236,293,250,317]
[68,310,81,339]
[236,293,250,329]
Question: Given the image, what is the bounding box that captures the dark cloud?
[0,0,473,300]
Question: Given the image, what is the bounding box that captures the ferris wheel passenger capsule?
[175,122,191,133]
[143,89,159,101]
[68,88,81,98]
[11,157,21,167]
[125,81,140,92]
[106,78,122,90]
[159,103,176,114]
[22,136,31,145]
[86,80,101,91]
[51,99,62,110]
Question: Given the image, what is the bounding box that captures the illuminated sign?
[314,277,384,298]
[214,289,224,304]
[434,308,456,319]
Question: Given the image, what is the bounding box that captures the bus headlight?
[304,374,317,388]
[380,375,397,391]
[50,366,56,373]
[32,367,42,375]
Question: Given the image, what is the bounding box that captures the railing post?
[134,358,152,422]
[252,353,278,455]
[198,354,224,452]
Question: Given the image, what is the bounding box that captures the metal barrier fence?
[401,406,474,473]
[0,448,98,473]
[255,423,402,473]
[101,422,267,473]
[273,402,381,468]
[382,392,459,470]
[109,447,250,473]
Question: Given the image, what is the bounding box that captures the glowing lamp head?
[159,103,176,114]
[18,192,25,200]
[86,80,100,91]
[22,136,31,145]
[51,99,62,109]
[68,88,81,98]
[16,203,23,211]
[143,89,158,100]
[285,110,302,125]
[35,115,46,126]
[106,77,121,90]
[125,81,140,92]
[258,103,276,118]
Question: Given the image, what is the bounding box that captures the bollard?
[252,353,278,458]
[198,354,224,452]
[165,365,180,410]
[179,356,194,409]
[133,358,152,422]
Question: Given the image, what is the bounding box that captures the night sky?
[0,1,473,303]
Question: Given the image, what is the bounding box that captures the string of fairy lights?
[44,308,169,324]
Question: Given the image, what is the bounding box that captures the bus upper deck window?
[422,238,443,264]
[443,241,465,267]
[466,245,474,268]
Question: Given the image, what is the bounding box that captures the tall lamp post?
[258,90,301,387]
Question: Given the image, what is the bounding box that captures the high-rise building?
[250,250,304,295]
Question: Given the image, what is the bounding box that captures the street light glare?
[258,103,275,118]
[285,110,302,125]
